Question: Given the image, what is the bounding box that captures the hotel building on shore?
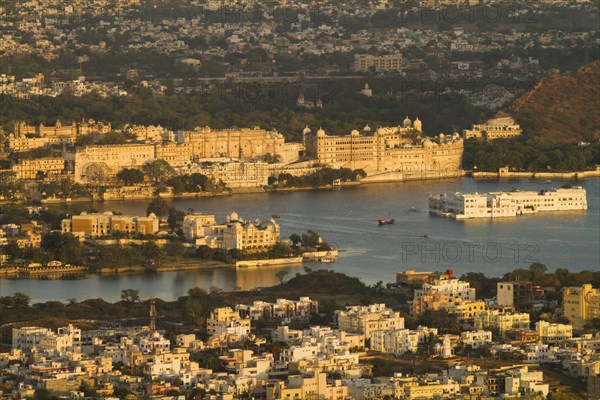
[462,116,522,141]
[61,211,160,237]
[429,186,588,219]
[183,211,280,251]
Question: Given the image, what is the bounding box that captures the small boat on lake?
[378,218,395,226]
[271,214,281,219]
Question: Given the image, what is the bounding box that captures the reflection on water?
[1,178,598,302]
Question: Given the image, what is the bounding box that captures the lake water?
[1,178,598,302]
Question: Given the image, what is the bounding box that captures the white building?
[12,325,81,356]
[236,297,318,322]
[336,304,404,339]
[414,278,476,302]
[370,326,438,355]
[461,330,493,348]
[429,187,587,219]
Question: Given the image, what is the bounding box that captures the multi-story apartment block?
[336,304,404,340]
[497,281,534,311]
[395,269,452,286]
[236,297,318,321]
[12,325,81,356]
[352,54,403,72]
[536,321,573,343]
[370,326,438,355]
[61,212,160,237]
[563,284,600,328]
[461,330,493,348]
[474,310,531,333]
[411,278,477,316]
[304,120,464,175]
[206,307,251,336]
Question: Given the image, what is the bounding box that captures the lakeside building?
[303,119,464,176]
[563,284,600,328]
[236,297,318,322]
[178,126,286,160]
[352,54,403,72]
[429,186,588,219]
[336,304,404,339]
[11,158,66,180]
[462,116,522,141]
[182,211,280,251]
[73,143,156,183]
[497,281,534,311]
[61,211,160,237]
[9,119,111,152]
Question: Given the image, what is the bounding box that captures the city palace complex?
[4,115,467,191]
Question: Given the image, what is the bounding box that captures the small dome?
[423,138,434,147]
[302,125,311,135]
[351,129,360,136]
[229,211,239,221]
[439,133,445,140]
[403,116,412,127]
[317,127,326,136]
[363,124,371,131]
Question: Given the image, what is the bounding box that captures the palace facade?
[303,117,463,175]
[179,126,286,160]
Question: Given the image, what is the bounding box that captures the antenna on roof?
[149,297,156,333]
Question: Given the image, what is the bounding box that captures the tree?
[146,197,170,217]
[289,233,302,246]
[120,289,140,303]
[143,159,174,184]
[276,270,289,284]
[116,168,145,185]
[529,262,548,282]
[141,241,164,262]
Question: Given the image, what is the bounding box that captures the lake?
[1,178,598,302]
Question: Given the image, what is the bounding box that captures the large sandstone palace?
[303,117,463,175]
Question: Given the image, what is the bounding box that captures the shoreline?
[4,172,598,207]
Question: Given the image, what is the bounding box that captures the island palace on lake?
[429,186,587,219]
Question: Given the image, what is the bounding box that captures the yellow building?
[352,54,403,72]
[10,119,112,152]
[536,321,573,343]
[463,116,522,141]
[180,126,286,160]
[304,120,463,175]
[73,144,156,183]
[564,284,600,328]
[61,212,159,237]
[336,304,404,339]
[206,307,251,335]
[12,158,65,180]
